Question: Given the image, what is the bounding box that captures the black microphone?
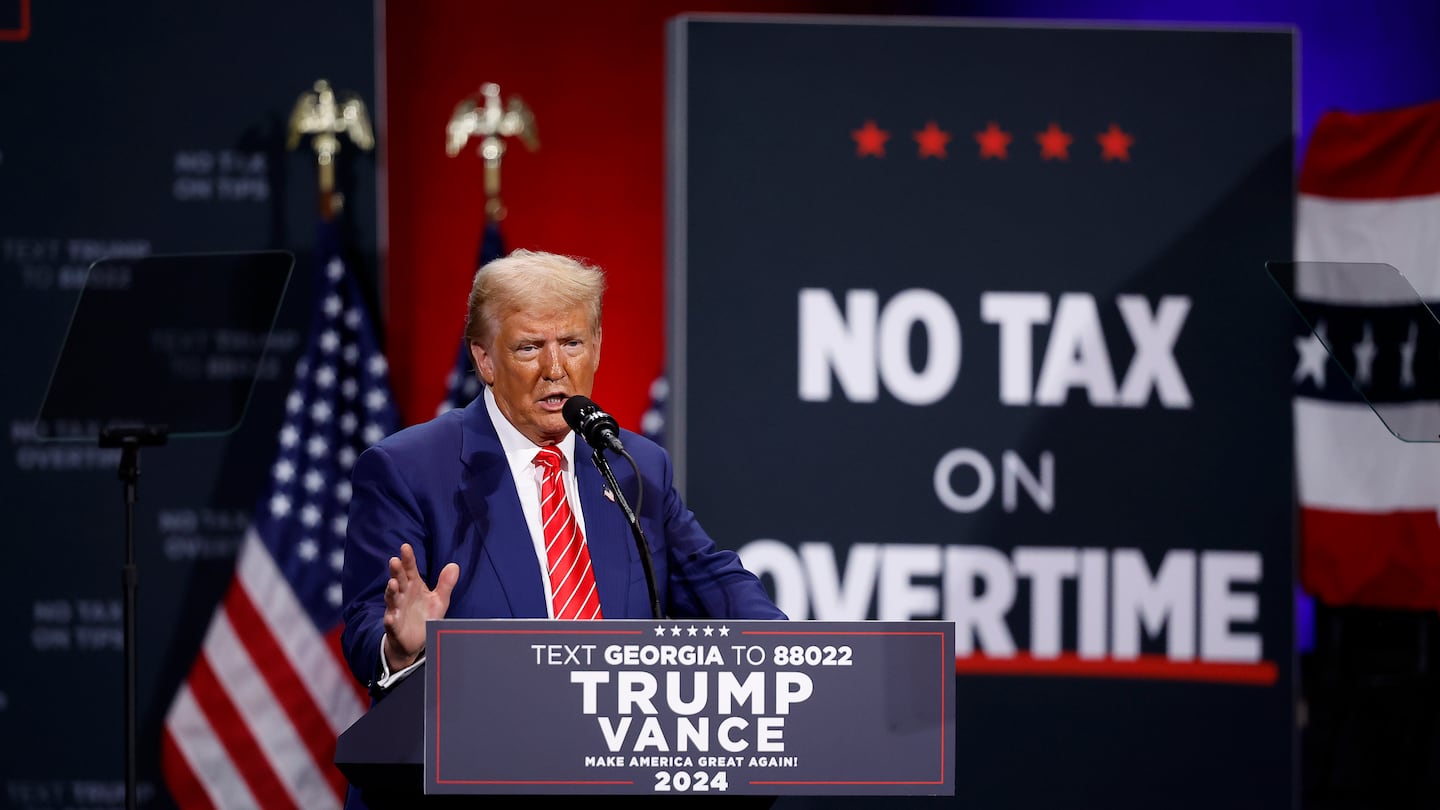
[565,394,660,617]
[563,395,625,453]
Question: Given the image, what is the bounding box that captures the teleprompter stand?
[35,252,293,810]
[102,423,168,810]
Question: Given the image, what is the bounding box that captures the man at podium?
[340,249,785,697]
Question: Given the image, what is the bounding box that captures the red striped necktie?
[534,446,603,620]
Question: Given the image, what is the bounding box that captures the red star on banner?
[974,121,1012,160]
[852,119,890,158]
[1097,123,1135,161]
[1036,122,1073,161]
[913,120,952,159]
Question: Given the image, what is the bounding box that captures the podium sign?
[424,619,955,796]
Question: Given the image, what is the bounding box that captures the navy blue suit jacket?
[339,395,786,690]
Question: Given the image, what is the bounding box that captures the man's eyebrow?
[509,332,586,346]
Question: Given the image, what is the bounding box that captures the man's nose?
[542,346,566,381]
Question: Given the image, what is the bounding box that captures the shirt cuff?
[376,636,425,690]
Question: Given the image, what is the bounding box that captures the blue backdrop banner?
[668,15,1295,810]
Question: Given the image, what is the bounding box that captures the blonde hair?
[464,249,606,345]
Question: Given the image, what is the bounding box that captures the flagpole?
[446,81,540,225]
[439,82,538,414]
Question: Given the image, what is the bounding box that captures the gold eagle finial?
[287,79,375,219]
[445,82,538,220]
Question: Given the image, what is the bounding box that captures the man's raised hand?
[382,542,460,672]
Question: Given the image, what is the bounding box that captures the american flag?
[437,218,506,415]
[161,222,399,808]
[1293,98,1440,611]
[641,373,668,447]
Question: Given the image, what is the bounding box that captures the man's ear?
[470,341,493,386]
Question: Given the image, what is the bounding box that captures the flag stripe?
[1301,507,1440,610]
[1295,193,1440,290]
[238,529,365,735]
[1295,399,1440,510]
[327,623,370,709]
[161,692,238,810]
[225,578,349,802]
[203,610,338,809]
[187,653,301,810]
[1299,100,1440,199]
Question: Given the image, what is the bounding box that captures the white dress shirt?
[376,386,592,687]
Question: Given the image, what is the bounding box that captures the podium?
[336,619,955,805]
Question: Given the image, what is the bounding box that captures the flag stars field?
[1352,323,1378,386]
[1293,322,1330,387]
[1400,323,1419,389]
[441,220,509,413]
[297,538,319,562]
[306,436,328,459]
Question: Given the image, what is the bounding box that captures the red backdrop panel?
[383,1,899,427]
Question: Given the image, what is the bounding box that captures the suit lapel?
[576,451,635,618]
[457,398,548,618]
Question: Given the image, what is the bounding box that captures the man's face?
[471,305,600,446]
